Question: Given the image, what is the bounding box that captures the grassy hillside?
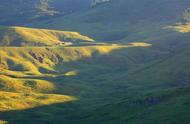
[0,24,190,124]
[1,43,152,77]
[0,0,91,25]
[0,41,190,123]
[0,26,94,46]
[0,91,76,112]
[0,43,152,110]
[0,45,121,124]
[29,0,190,47]
[0,0,190,123]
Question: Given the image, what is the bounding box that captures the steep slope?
[0,26,94,46]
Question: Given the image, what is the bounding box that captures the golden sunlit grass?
[0,74,74,112]
[166,22,190,33]
[0,45,124,75]
[64,70,79,76]
[0,45,125,111]
[0,26,94,46]
[0,43,151,77]
[0,120,8,124]
[128,42,152,47]
[0,91,76,112]
[0,70,29,77]
[0,42,152,112]
[0,75,55,93]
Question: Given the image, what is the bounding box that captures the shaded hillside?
[0,45,147,111]
[0,26,94,46]
[29,0,190,42]
[0,0,91,25]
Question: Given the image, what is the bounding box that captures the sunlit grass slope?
[0,43,153,113]
[168,22,190,33]
[0,42,190,123]
[0,91,76,112]
[0,74,76,112]
[0,44,125,111]
[0,26,94,46]
[0,45,126,77]
[0,75,55,93]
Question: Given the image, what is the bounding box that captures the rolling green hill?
[0,38,190,123]
[0,0,190,124]
[0,26,94,46]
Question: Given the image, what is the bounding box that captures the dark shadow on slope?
[0,101,81,124]
[0,45,158,123]
[0,86,189,124]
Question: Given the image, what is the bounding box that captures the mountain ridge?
[0,26,94,46]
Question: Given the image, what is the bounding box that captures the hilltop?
[0,26,94,46]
